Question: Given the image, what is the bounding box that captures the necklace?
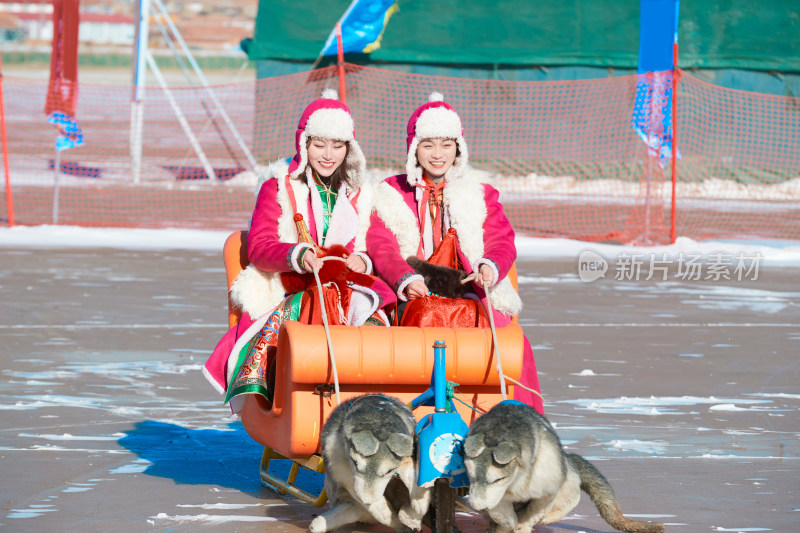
[312,170,338,204]
[312,170,338,239]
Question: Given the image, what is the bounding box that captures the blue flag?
[631,0,680,165]
[48,111,84,152]
[320,0,399,56]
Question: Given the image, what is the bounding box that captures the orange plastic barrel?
[240,321,524,459]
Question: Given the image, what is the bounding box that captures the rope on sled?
[481,280,507,401]
[481,281,544,402]
[451,393,488,415]
[461,273,506,400]
[502,375,543,400]
[313,256,347,406]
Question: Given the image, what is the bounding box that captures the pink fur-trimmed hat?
[287,89,367,187]
[405,92,469,186]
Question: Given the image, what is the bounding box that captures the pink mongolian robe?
[367,170,544,414]
[203,162,395,403]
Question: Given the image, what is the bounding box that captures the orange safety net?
[1,64,798,242]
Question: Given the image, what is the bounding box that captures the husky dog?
[463,402,665,533]
[309,395,431,533]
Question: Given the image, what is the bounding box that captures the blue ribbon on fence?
[632,0,681,167]
[631,71,679,164]
[48,111,84,152]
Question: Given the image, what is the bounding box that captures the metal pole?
[433,341,446,412]
[150,0,257,170]
[643,153,651,244]
[152,15,194,85]
[336,23,346,105]
[130,0,150,184]
[0,54,15,226]
[52,147,61,224]
[146,52,217,181]
[152,14,243,169]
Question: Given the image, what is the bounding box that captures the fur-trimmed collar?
[255,159,371,248]
[373,168,489,258]
[372,168,522,316]
[233,160,374,318]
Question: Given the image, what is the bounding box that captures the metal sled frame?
[260,447,327,506]
[223,231,522,508]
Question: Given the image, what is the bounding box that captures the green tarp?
[248,0,800,72]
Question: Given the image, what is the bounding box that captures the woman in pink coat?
[367,92,543,413]
[204,89,395,413]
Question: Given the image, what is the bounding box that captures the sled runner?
[222,231,524,515]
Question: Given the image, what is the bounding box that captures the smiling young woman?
[415,138,457,180]
[366,92,543,414]
[203,89,395,411]
[307,137,347,178]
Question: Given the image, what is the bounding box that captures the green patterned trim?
[288,292,303,321]
[224,335,259,404]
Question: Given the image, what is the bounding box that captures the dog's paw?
[409,495,431,516]
[397,505,423,531]
[488,523,513,533]
[366,501,394,527]
[308,515,327,533]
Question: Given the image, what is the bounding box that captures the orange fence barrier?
[1,64,798,243]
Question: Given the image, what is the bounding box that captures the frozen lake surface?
[1,229,798,532]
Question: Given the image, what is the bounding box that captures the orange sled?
[223,231,523,505]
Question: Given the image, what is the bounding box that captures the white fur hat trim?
[414,106,462,141]
[305,108,355,142]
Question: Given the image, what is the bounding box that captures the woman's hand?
[302,251,323,273]
[405,279,429,299]
[474,264,495,286]
[345,254,368,274]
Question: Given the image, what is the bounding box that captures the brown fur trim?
[406,256,469,299]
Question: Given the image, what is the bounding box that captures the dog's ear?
[386,433,413,457]
[464,434,485,458]
[492,441,519,465]
[350,430,380,457]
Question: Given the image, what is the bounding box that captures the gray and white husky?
[309,394,431,533]
[463,402,665,533]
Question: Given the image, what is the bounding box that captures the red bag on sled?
[399,295,489,328]
[398,229,489,328]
